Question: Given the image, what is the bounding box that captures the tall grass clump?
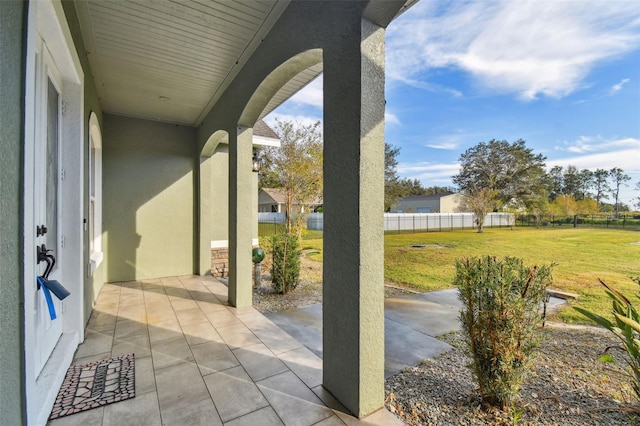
[454,256,553,409]
[574,277,640,401]
[271,233,300,294]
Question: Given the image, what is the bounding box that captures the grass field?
[284,227,640,324]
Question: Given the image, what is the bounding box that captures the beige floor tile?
[155,362,212,419]
[86,313,117,335]
[74,331,113,359]
[257,371,334,426]
[277,347,323,389]
[148,319,182,343]
[175,306,208,326]
[145,306,177,324]
[151,336,194,370]
[92,302,119,316]
[102,390,161,426]
[217,323,261,350]
[135,355,157,396]
[224,406,284,426]
[169,297,199,311]
[191,341,239,376]
[117,303,147,323]
[160,397,222,426]
[203,366,269,423]
[232,343,289,382]
[72,351,112,366]
[181,321,223,346]
[206,309,241,329]
[196,298,228,313]
[314,415,349,426]
[111,333,151,358]
[114,318,148,339]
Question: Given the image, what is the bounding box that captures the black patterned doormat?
[49,353,135,420]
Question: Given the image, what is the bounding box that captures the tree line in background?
[257,120,638,232]
[451,139,638,231]
[257,119,638,284]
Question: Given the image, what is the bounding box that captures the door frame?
[23,1,85,424]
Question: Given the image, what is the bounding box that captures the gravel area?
[236,254,640,424]
[385,324,639,425]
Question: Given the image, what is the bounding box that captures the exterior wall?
[60,0,105,324]
[211,144,229,243]
[0,1,27,423]
[396,198,440,213]
[103,114,197,281]
[440,194,466,213]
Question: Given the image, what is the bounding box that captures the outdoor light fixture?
[252,151,261,173]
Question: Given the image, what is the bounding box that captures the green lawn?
[295,227,640,324]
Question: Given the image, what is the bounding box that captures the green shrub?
[574,277,640,401]
[271,233,300,294]
[454,256,553,409]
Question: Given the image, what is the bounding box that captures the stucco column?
[323,18,386,417]
[228,126,253,307]
[198,156,213,275]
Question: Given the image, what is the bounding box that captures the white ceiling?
[75,0,303,126]
[74,0,416,127]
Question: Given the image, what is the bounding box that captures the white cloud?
[289,75,323,108]
[556,136,640,155]
[426,142,457,150]
[397,161,460,184]
[385,111,401,126]
[387,0,640,100]
[610,78,630,95]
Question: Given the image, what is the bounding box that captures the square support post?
[322,18,387,417]
[198,156,213,276]
[228,126,254,307]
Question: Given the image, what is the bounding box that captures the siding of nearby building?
[103,114,197,281]
[440,193,466,213]
[394,193,466,213]
[0,1,27,423]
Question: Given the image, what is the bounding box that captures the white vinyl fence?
[305,212,514,232]
[258,212,286,224]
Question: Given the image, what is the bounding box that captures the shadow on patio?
[47,276,402,426]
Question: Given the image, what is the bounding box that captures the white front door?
[33,41,64,376]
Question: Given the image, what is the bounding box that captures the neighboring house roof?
[398,192,455,201]
[259,188,323,205]
[260,188,287,204]
[253,120,280,140]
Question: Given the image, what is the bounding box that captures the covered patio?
[2,0,419,423]
[47,276,401,425]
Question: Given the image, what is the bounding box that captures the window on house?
[89,112,103,273]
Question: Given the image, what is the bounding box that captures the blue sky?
[265,0,640,207]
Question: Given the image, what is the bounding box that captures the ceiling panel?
[74,0,416,126]
[75,0,291,125]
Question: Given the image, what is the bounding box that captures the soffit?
[74,0,417,127]
[75,0,291,126]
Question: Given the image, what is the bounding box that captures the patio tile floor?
[47,276,402,426]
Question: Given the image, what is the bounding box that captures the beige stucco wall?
[210,144,230,243]
[103,114,197,281]
[441,193,466,213]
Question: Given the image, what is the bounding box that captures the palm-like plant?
[574,278,640,400]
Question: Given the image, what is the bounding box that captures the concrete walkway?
[267,289,567,378]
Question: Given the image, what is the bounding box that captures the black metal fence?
[516,214,640,229]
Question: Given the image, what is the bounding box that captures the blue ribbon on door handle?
[36,249,70,320]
